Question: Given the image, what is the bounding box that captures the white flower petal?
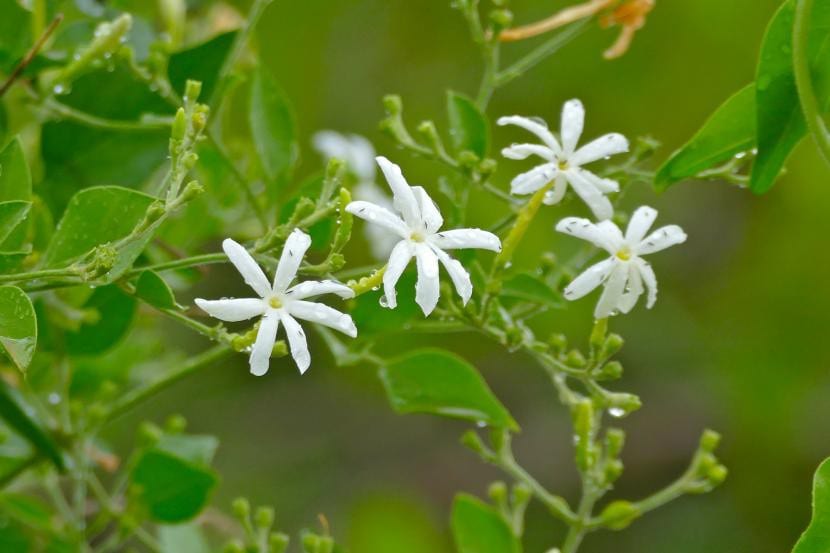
[249,314,279,376]
[570,133,629,166]
[636,225,687,255]
[575,167,620,194]
[560,99,585,156]
[194,298,265,322]
[563,258,616,301]
[635,257,658,308]
[346,201,409,237]
[383,240,414,309]
[280,313,311,374]
[497,115,562,155]
[616,262,644,314]
[432,247,473,305]
[543,173,569,205]
[222,239,272,298]
[555,217,621,254]
[414,244,440,316]
[625,206,658,244]
[510,163,557,195]
[501,143,555,161]
[287,280,354,300]
[273,229,312,292]
[564,168,614,221]
[288,300,357,337]
[347,134,377,182]
[376,156,421,227]
[430,229,501,252]
[412,186,443,234]
[312,130,350,161]
[595,262,629,319]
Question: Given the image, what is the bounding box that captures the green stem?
[496,20,589,88]
[793,0,830,167]
[128,252,227,276]
[0,266,81,284]
[476,40,500,110]
[42,99,172,132]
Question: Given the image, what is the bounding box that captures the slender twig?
[499,0,613,42]
[0,14,63,98]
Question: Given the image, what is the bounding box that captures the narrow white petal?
[560,99,585,156]
[194,298,265,322]
[273,229,312,292]
[575,167,619,194]
[570,133,629,166]
[249,314,279,376]
[564,169,614,221]
[383,240,414,309]
[347,134,377,182]
[286,280,354,300]
[543,174,569,205]
[222,239,271,298]
[635,257,658,308]
[510,163,557,195]
[616,263,644,314]
[501,143,554,161]
[414,244,440,316]
[636,225,687,255]
[412,186,443,234]
[280,313,311,374]
[312,131,350,161]
[563,258,616,301]
[346,201,409,237]
[432,247,473,305]
[555,217,621,254]
[625,206,658,244]
[430,228,501,252]
[596,220,625,247]
[595,263,629,319]
[376,156,421,227]
[288,300,357,337]
[497,115,562,155]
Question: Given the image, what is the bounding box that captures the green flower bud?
[184,80,203,104]
[232,497,251,520]
[302,534,320,553]
[699,429,721,452]
[605,393,641,417]
[488,481,508,504]
[460,430,487,456]
[565,349,586,368]
[596,361,623,381]
[604,428,625,458]
[255,506,275,529]
[478,158,497,176]
[382,94,403,115]
[601,333,624,358]
[590,318,608,349]
[573,399,595,471]
[269,533,290,553]
[165,414,187,433]
[223,541,245,553]
[548,333,567,353]
[180,180,204,201]
[707,464,728,486]
[604,459,624,484]
[457,150,480,167]
[512,483,532,508]
[599,500,641,530]
[172,108,187,141]
[490,9,514,28]
[181,152,199,171]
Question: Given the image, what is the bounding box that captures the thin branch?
[0,14,63,98]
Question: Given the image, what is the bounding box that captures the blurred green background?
[84,0,829,551]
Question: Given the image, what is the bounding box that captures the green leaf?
[65,284,137,355]
[447,91,489,157]
[751,0,830,193]
[655,84,756,189]
[0,286,37,371]
[0,201,30,246]
[0,378,64,471]
[131,449,218,523]
[155,434,219,466]
[379,349,518,430]
[0,137,32,202]
[793,457,830,553]
[451,494,521,553]
[134,271,177,310]
[501,272,563,308]
[249,66,299,182]
[0,1,31,73]
[168,31,237,101]
[158,524,210,553]
[349,271,420,336]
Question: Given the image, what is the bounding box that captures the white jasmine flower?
[498,99,629,220]
[312,130,398,259]
[555,206,687,319]
[346,156,502,316]
[195,230,357,375]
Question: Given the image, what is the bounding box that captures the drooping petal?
[249,314,279,376]
[625,205,658,244]
[564,168,614,221]
[194,298,265,322]
[383,240,414,309]
[635,257,658,308]
[575,168,620,194]
[510,163,557,195]
[560,99,585,156]
[555,217,621,254]
[497,115,562,155]
[412,186,443,234]
[432,247,473,305]
[501,143,555,161]
[287,300,357,337]
[222,239,272,298]
[636,225,687,255]
[595,262,629,319]
[273,229,312,292]
[414,244,440,316]
[616,262,644,314]
[570,133,629,166]
[346,201,410,238]
[376,156,421,228]
[430,229,501,252]
[280,313,311,374]
[542,173,568,206]
[286,280,354,300]
[563,257,616,301]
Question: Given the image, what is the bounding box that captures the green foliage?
[451,494,521,553]
[134,270,178,309]
[249,66,299,185]
[0,377,63,470]
[0,286,37,370]
[793,458,830,553]
[64,284,137,355]
[168,31,236,100]
[501,272,563,308]
[447,91,490,158]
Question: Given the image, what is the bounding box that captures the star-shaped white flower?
[195,230,357,375]
[345,156,502,316]
[498,99,629,220]
[555,206,687,319]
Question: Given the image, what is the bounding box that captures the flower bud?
[596,361,623,381]
[599,500,641,530]
[269,533,290,553]
[138,422,162,446]
[512,483,532,508]
[604,459,624,484]
[184,80,203,104]
[605,392,641,416]
[565,349,586,368]
[488,481,508,504]
[172,108,187,141]
[165,414,187,433]
[460,430,487,456]
[232,497,251,521]
[548,333,567,353]
[457,150,480,167]
[478,158,497,176]
[601,334,624,358]
[223,541,245,553]
[180,180,204,201]
[255,506,275,529]
[490,9,514,28]
[382,94,403,115]
[699,429,721,452]
[707,464,728,486]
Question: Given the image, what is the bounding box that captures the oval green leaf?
[249,66,299,183]
[0,137,32,203]
[134,270,177,310]
[451,494,521,553]
[379,349,518,430]
[65,284,137,355]
[0,201,31,246]
[793,457,830,553]
[447,91,489,158]
[0,286,36,371]
[168,31,237,101]
[655,84,756,189]
[501,272,563,308]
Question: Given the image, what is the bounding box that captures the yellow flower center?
[268,296,283,309]
[410,231,425,243]
[558,160,569,170]
[616,246,632,261]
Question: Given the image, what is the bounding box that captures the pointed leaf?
[168,31,237,101]
[451,494,521,553]
[447,91,489,157]
[0,137,31,202]
[501,272,563,308]
[793,457,830,553]
[0,286,36,371]
[65,284,137,355]
[0,379,64,471]
[249,66,298,182]
[0,201,30,246]
[134,270,177,310]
